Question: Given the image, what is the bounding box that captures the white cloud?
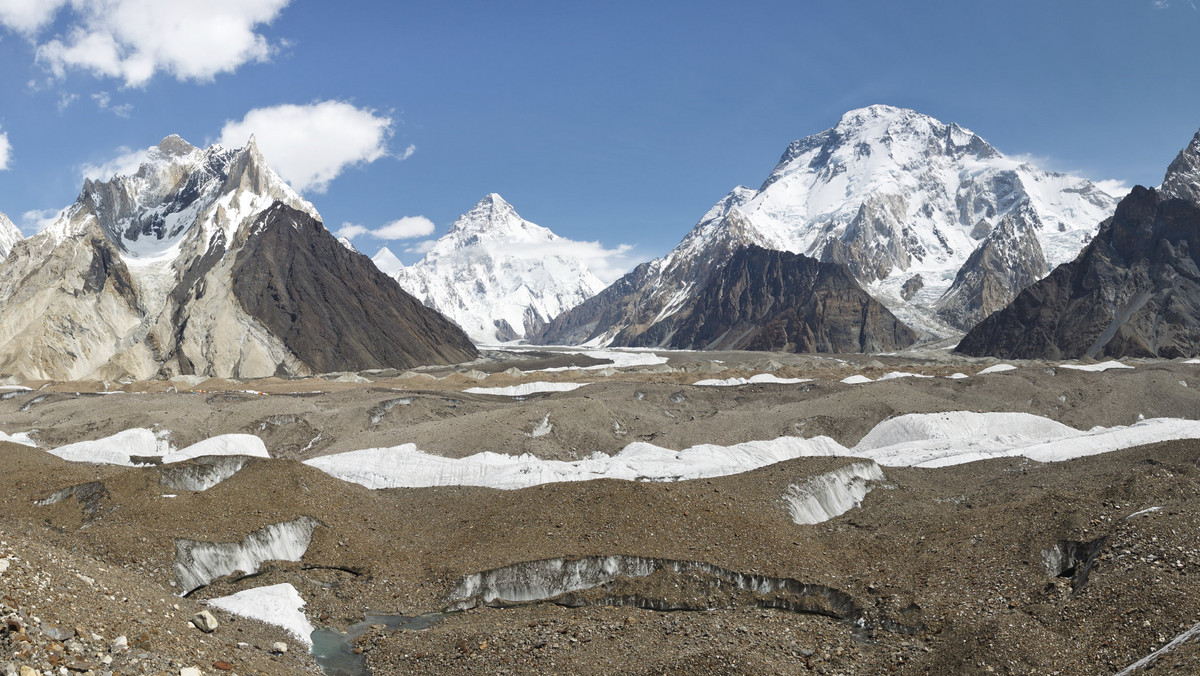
[404,239,438,255]
[1094,179,1132,198]
[338,217,436,242]
[57,91,78,111]
[22,208,64,232]
[3,0,291,87]
[79,145,149,182]
[0,130,10,170]
[0,0,68,34]
[492,239,640,285]
[91,90,132,117]
[218,100,394,194]
[336,223,369,239]
[373,216,435,240]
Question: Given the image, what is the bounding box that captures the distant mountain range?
[0,135,476,380]
[535,105,1119,348]
[957,129,1200,359]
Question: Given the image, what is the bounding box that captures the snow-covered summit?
[394,194,606,343]
[537,105,1122,346]
[46,134,315,261]
[0,211,20,260]
[371,246,403,276]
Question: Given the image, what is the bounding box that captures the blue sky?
[1,0,1198,278]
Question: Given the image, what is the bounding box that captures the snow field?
[208,583,316,646]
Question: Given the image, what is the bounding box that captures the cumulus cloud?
[373,216,435,239]
[79,145,149,181]
[0,0,68,35]
[336,223,369,239]
[337,217,435,241]
[0,0,291,87]
[0,130,10,170]
[218,100,394,194]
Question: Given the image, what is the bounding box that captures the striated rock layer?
[0,135,475,380]
[958,130,1200,359]
[626,245,918,353]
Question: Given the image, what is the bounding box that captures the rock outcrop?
[957,129,1200,359]
[627,245,918,353]
[0,135,475,380]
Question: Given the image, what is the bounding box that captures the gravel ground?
[1,349,1199,675]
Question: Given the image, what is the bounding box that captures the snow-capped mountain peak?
[0,211,21,260]
[371,246,403,275]
[395,194,606,343]
[536,105,1122,347]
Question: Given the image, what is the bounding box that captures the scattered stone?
[272,641,288,654]
[110,636,128,653]
[191,610,218,633]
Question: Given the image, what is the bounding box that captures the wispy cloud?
[0,0,292,87]
[91,91,132,117]
[404,239,438,255]
[218,100,395,194]
[56,91,78,112]
[0,129,10,170]
[21,208,64,233]
[79,145,149,182]
[490,239,640,285]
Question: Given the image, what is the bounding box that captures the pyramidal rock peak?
[371,246,404,276]
[535,105,1121,348]
[394,193,607,343]
[0,135,476,380]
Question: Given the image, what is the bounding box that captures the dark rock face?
[956,186,1200,359]
[231,202,477,372]
[628,246,917,353]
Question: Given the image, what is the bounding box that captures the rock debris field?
[2,346,1200,675]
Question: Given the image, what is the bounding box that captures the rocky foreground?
[1,348,1200,675]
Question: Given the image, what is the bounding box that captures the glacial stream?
[310,613,443,676]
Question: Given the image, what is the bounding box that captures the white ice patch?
[306,411,1200,490]
[304,436,847,491]
[852,412,1200,468]
[174,517,320,593]
[529,414,554,438]
[45,430,268,466]
[693,374,813,387]
[0,430,36,447]
[876,372,933,381]
[533,349,669,372]
[1058,360,1133,372]
[947,373,969,379]
[464,382,588,396]
[208,583,315,646]
[977,364,1017,374]
[782,462,885,525]
[840,375,872,384]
